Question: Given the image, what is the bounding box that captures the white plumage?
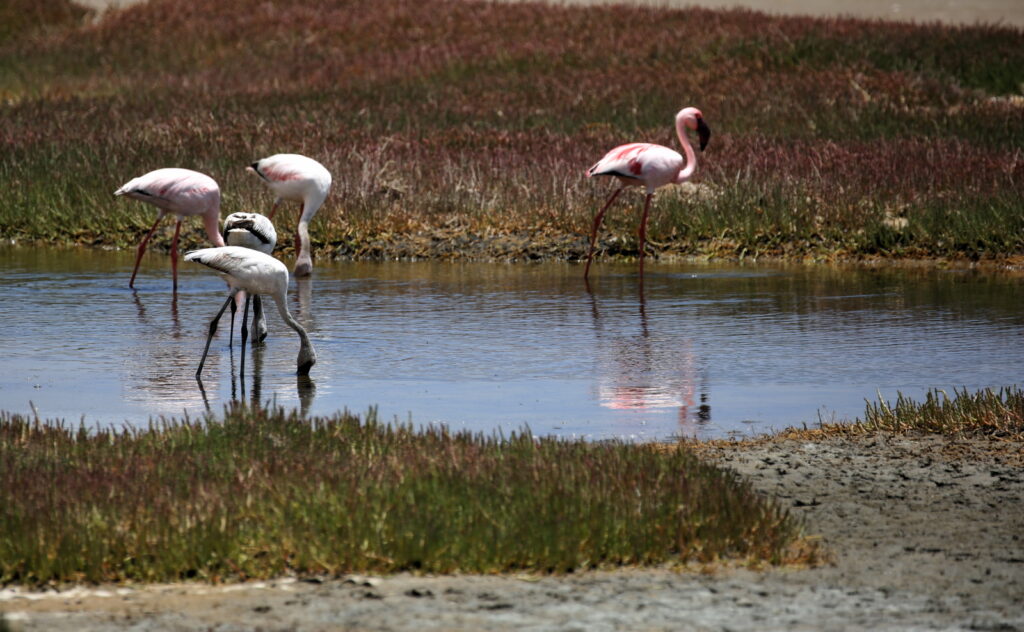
[186,246,316,377]
[223,212,277,254]
[247,154,332,277]
[222,212,279,344]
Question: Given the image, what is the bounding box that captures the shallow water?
[1,246,1021,440]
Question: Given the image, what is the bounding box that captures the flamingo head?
[223,212,277,249]
[677,107,711,152]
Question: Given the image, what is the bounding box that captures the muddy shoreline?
[4,434,1021,631]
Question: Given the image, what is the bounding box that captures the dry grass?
[0,0,1021,263]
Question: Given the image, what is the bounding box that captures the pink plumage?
[247,154,331,277]
[114,167,225,291]
[584,107,711,279]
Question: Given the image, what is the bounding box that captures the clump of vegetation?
[856,387,1024,439]
[0,0,1021,263]
[768,387,1024,442]
[0,405,807,585]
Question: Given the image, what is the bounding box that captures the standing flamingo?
[186,246,316,378]
[584,107,711,279]
[246,154,332,277]
[223,212,277,344]
[114,168,225,290]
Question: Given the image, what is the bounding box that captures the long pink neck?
[674,120,698,184]
[203,206,225,247]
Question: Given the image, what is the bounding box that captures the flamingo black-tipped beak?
[697,118,711,152]
[297,360,315,376]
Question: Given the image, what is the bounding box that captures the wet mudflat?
[1,245,1022,440]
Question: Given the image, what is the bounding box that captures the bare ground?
[2,434,1022,631]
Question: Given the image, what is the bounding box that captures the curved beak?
[697,118,711,152]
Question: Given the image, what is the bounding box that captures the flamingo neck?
[674,120,698,184]
[272,293,317,372]
[203,208,225,247]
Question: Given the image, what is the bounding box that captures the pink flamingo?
[584,107,711,279]
[114,168,225,290]
[247,154,332,277]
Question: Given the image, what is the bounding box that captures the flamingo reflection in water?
[588,284,709,436]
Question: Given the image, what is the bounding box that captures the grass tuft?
[0,404,810,585]
[857,387,1024,439]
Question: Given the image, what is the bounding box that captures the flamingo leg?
[267,198,280,220]
[229,295,238,347]
[584,187,623,279]
[293,205,303,266]
[252,295,267,343]
[240,295,250,377]
[170,218,183,292]
[196,293,237,379]
[637,193,653,278]
[129,214,165,289]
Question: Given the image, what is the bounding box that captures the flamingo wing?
[586,143,652,180]
[115,168,219,214]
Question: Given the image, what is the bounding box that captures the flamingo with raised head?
[186,246,316,378]
[223,212,277,344]
[114,168,225,290]
[584,107,711,279]
[246,154,331,277]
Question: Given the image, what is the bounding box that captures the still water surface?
[1,246,1020,440]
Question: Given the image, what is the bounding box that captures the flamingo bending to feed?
[115,168,225,290]
[186,246,316,378]
[584,107,711,279]
[246,154,331,277]
[223,212,278,344]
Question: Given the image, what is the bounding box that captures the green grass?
[857,387,1024,439]
[0,0,1021,263]
[0,405,807,585]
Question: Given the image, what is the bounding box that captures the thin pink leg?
[170,218,182,292]
[584,187,623,280]
[267,199,280,220]
[637,193,652,278]
[129,215,164,289]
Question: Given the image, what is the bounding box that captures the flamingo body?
[115,168,224,290]
[587,143,685,193]
[223,212,278,344]
[247,154,331,277]
[186,246,316,377]
[584,107,711,279]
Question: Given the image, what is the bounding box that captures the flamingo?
[186,246,316,378]
[114,168,225,290]
[246,154,332,277]
[223,212,278,345]
[583,107,711,279]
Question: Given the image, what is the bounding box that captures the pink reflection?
[589,286,709,435]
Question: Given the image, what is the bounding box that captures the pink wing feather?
[586,143,653,180]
